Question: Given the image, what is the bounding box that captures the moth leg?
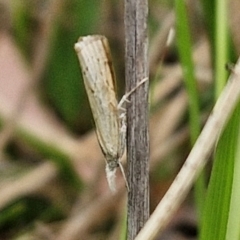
[117,77,148,155]
[116,77,148,192]
[117,77,148,110]
[119,161,130,192]
[116,110,130,191]
[118,111,126,157]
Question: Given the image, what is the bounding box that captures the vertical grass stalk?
[174,0,204,221]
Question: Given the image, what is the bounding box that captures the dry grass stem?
[135,57,240,240]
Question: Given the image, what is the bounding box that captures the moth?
[74,35,146,192]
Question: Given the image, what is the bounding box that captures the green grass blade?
[200,103,240,240]
[215,0,229,97]
[175,0,204,220]
[226,109,240,239]
[200,0,215,58]
[175,0,200,144]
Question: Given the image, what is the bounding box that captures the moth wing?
[75,35,120,159]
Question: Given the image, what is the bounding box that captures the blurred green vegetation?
[1,0,240,239]
[44,0,102,133]
[0,196,64,234]
[12,0,103,133]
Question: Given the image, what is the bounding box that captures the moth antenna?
[119,161,130,192]
[105,164,117,193]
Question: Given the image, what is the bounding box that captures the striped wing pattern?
[74,35,121,166]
